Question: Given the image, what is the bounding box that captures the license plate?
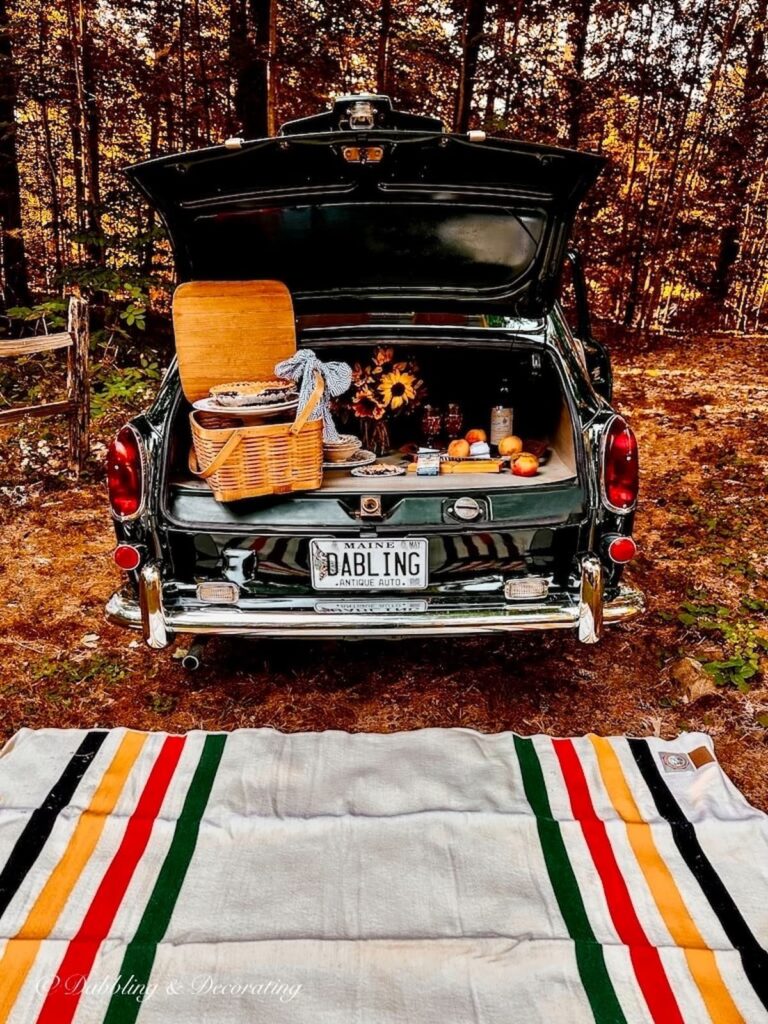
[309,538,428,591]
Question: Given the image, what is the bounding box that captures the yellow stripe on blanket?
[589,734,744,1024]
[0,731,147,1021]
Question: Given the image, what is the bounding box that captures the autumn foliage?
[0,0,766,334]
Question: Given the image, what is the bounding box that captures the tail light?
[602,416,638,512]
[107,426,144,518]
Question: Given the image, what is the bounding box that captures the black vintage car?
[105,94,643,651]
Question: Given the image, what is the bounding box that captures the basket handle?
[188,431,242,479]
[290,372,324,435]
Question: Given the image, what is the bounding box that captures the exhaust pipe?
[181,638,207,672]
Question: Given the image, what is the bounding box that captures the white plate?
[322,449,377,470]
[309,538,429,590]
[192,397,300,417]
[350,464,406,478]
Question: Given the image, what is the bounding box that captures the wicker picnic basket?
[189,373,324,501]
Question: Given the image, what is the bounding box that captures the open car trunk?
[158,338,589,596]
[163,342,586,584]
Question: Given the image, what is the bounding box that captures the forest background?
[2,0,768,803]
[0,0,767,405]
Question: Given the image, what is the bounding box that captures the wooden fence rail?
[0,296,90,474]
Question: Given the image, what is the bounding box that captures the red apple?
[512,453,539,477]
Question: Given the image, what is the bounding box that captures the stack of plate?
[322,435,376,470]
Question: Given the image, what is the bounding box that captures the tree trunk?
[81,7,101,233]
[376,0,393,95]
[0,0,31,307]
[500,0,525,131]
[638,0,739,330]
[709,0,767,303]
[454,0,487,133]
[483,8,506,127]
[613,0,655,323]
[564,0,591,148]
[64,0,102,269]
[35,7,63,279]
[141,3,174,279]
[233,0,275,138]
[192,0,213,144]
[179,0,188,148]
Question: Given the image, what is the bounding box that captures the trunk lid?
[127,132,604,318]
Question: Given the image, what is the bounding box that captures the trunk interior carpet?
[0,727,765,1023]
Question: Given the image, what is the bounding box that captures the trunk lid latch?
[446,496,487,522]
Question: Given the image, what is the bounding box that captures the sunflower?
[379,370,419,410]
[352,386,385,420]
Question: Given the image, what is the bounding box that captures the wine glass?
[421,405,442,448]
[444,402,463,440]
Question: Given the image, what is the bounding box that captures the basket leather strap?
[188,430,242,479]
[290,372,324,435]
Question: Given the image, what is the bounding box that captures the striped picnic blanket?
[0,728,766,1023]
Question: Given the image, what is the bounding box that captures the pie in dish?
[322,434,363,462]
[209,379,298,407]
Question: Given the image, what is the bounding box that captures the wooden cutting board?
[407,459,504,474]
[172,280,296,401]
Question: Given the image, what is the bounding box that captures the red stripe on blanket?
[552,738,685,1024]
[36,735,186,1024]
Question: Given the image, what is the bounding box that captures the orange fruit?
[498,435,523,457]
[465,428,487,444]
[447,438,470,458]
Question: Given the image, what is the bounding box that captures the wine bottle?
[490,376,513,449]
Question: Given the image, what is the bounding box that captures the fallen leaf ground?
[1,331,767,808]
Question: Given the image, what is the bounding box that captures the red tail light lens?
[107,426,143,518]
[607,536,637,564]
[113,544,142,571]
[602,416,638,512]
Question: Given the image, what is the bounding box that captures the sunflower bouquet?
[334,346,426,454]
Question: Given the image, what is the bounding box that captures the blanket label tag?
[689,745,716,768]
[659,751,693,773]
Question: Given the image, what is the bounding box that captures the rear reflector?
[113,544,142,571]
[196,581,240,604]
[504,577,549,601]
[607,536,637,564]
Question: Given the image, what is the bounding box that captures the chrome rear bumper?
[106,560,644,649]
